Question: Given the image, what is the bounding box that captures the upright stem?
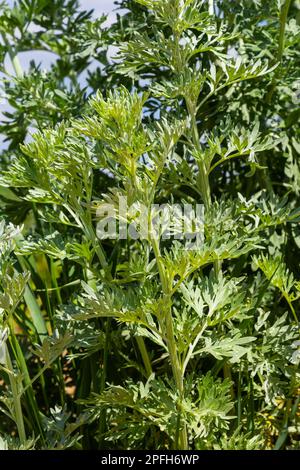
[208,0,214,16]
[186,99,211,210]
[151,236,188,449]
[266,0,292,104]
[186,96,234,404]
[278,0,292,63]
[1,32,24,78]
[136,336,153,377]
[98,317,111,447]
[126,176,153,378]
[5,346,26,445]
[186,98,221,274]
[263,0,291,187]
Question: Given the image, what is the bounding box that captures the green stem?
[186,99,211,210]
[151,236,188,450]
[78,208,108,271]
[278,0,292,62]
[50,257,62,305]
[182,322,207,375]
[266,0,292,104]
[164,297,184,394]
[9,332,45,443]
[275,394,299,450]
[186,97,221,274]
[136,336,152,377]
[5,346,26,445]
[65,201,110,277]
[98,318,111,448]
[209,150,251,174]
[284,294,299,324]
[237,364,242,428]
[1,32,23,78]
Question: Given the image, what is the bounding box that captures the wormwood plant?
[0,0,299,450]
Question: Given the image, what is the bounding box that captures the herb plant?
[0,0,299,450]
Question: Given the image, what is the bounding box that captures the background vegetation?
[0,0,299,450]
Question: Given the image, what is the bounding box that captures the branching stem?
[150,235,188,449]
[5,345,26,445]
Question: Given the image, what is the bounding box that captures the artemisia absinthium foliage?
[0,0,299,450]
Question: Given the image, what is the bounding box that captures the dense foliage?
[0,0,299,450]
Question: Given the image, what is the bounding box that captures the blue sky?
[3,1,118,73]
[0,1,118,146]
[80,0,118,19]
